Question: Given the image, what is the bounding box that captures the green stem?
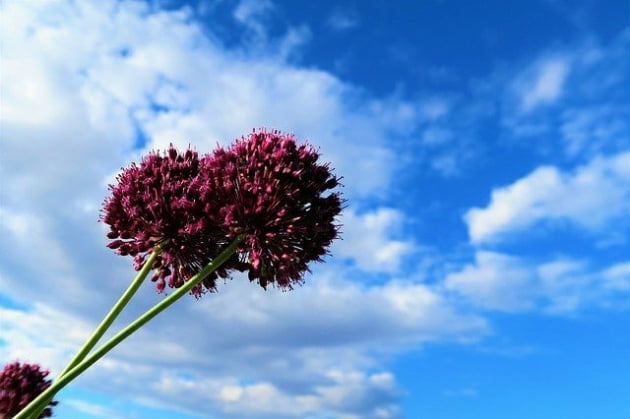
[62,246,163,376]
[15,237,243,419]
[25,247,162,419]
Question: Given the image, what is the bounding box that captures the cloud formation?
[1,274,487,418]
[516,57,570,112]
[326,8,360,32]
[465,152,630,244]
[0,1,480,417]
[335,208,416,273]
[445,251,630,313]
[501,31,630,157]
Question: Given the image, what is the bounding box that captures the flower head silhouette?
[0,362,57,418]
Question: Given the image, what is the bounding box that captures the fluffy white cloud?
[0,0,408,202]
[1,273,487,418]
[0,0,419,308]
[334,208,416,273]
[465,151,630,244]
[143,369,401,419]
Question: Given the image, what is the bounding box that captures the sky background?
[0,0,629,418]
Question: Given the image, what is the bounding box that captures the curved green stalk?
[15,237,243,419]
[62,246,163,376]
[26,247,162,419]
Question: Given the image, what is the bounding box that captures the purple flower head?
[101,145,238,297]
[199,128,343,289]
[0,361,57,418]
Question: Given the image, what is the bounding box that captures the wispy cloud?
[233,0,275,39]
[442,387,478,398]
[65,399,133,419]
[445,251,538,312]
[560,104,630,157]
[0,303,92,374]
[516,57,571,112]
[501,32,630,157]
[326,8,359,32]
[602,262,630,292]
[444,251,629,313]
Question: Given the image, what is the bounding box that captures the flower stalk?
[25,246,163,419]
[15,236,243,419]
[60,245,163,377]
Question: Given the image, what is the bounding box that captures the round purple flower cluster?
[0,361,57,418]
[102,129,342,295]
[101,146,240,297]
[200,129,342,289]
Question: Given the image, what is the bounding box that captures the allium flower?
[101,146,240,297]
[199,128,342,289]
[0,361,57,418]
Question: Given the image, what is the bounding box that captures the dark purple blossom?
[101,145,239,297]
[198,128,343,289]
[0,361,57,418]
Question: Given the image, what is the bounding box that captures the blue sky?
[0,0,629,418]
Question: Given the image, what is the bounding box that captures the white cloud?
[500,34,630,160]
[0,303,92,374]
[1,274,487,418]
[146,369,401,418]
[233,0,274,25]
[602,262,630,291]
[444,252,536,312]
[560,105,630,157]
[535,259,591,313]
[517,57,570,112]
[0,0,419,318]
[0,0,402,205]
[445,251,629,313]
[334,208,416,273]
[465,151,630,244]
